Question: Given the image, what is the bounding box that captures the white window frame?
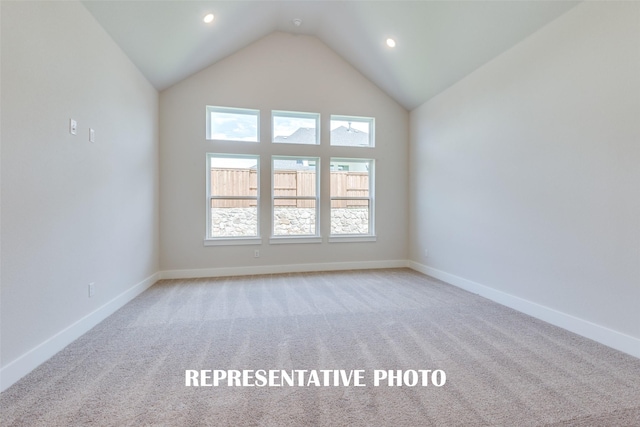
[270,156,321,244]
[204,153,261,246]
[330,115,375,147]
[272,110,321,145]
[206,106,260,142]
[329,158,376,242]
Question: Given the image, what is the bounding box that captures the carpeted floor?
[1,269,639,426]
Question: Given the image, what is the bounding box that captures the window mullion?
[274,196,318,200]
[211,196,258,200]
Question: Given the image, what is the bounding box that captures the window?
[272,156,320,241]
[330,158,375,239]
[206,154,260,244]
[272,111,320,145]
[204,106,377,245]
[206,106,259,142]
[330,115,374,147]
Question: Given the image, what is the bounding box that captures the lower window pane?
[211,199,257,237]
[331,200,370,235]
[273,200,316,236]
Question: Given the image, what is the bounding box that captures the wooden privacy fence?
[273,170,316,208]
[211,168,368,208]
[210,168,258,207]
[330,171,369,207]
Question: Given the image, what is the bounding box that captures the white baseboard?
[0,272,160,392]
[160,259,409,280]
[408,261,640,359]
[4,260,636,393]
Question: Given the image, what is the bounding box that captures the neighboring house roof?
[273,126,369,146]
[330,126,369,146]
[274,127,316,144]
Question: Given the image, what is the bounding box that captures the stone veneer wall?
[211,207,369,237]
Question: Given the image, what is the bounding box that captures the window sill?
[328,235,377,243]
[204,237,262,247]
[269,236,322,245]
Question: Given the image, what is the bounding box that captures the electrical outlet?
[254,249,260,258]
[88,282,95,298]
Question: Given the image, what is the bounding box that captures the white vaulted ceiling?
[82,1,579,110]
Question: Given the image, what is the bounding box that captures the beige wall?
[1,1,159,378]
[410,2,640,342]
[160,32,409,272]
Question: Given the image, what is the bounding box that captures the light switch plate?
[89,128,95,143]
[69,119,77,135]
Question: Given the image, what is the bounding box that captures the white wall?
[410,1,640,355]
[160,32,409,274]
[0,1,159,388]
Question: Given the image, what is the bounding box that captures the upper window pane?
[330,115,375,147]
[207,106,259,142]
[272,111,320,145]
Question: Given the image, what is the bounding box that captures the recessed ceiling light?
[203,13,214,24]
[386,38,396,48]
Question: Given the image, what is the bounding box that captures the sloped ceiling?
[82,1,578,110]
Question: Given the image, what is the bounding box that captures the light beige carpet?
[1,269,639,426]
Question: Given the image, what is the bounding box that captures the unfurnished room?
[1,1,639,425]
